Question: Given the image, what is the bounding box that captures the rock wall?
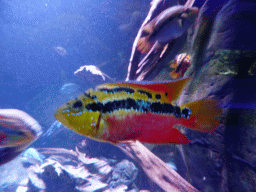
[176,0,256,191]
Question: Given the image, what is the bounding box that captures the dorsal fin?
[99,78,190,102]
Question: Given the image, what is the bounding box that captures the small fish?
[54,46,67,56]
[55,78,222,144]
[170,53,191,79]
[248,61,256,76]
[0,109,42,165]
[137,5,198,53]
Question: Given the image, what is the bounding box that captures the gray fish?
[126,0,198,81]
[137,5,198,53]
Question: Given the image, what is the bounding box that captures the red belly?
[103,112,190,144]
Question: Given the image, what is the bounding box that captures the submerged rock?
[74,65,115,86]
[108,159,138,190]
[175,0,256,191]
[126,0,198,81]
[0,156,29,191]
[21,148,45,167]
[11,146,140,192]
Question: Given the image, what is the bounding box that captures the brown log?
[117,141,199,192]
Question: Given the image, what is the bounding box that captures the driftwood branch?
[117,141,199,192]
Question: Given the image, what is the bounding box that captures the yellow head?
[54,90,103,138]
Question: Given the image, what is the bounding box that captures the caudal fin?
[180,99,222,132]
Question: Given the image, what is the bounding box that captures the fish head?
[54,89,103,138]
[180,7,199,28]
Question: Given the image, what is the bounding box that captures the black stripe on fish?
[155,94,161,100]
[84,92,97,100]
[86,102,103,111]
[99,87,135,94]
[83,98,191,119]
[137,90,152,99]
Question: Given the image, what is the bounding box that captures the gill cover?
[54,91,102,137]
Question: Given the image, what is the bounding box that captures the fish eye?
[72,100,83,111]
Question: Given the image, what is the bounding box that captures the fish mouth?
[54,111,68,127]
[54,103,69,118]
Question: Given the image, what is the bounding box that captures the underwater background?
[0,0,150,148]
[0,0,149,124]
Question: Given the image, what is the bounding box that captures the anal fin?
[138,127,190,144]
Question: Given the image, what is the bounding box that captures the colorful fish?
[0,109,42,165]
[54,78,222,144]
[170,53,191,79]
[137,5,198,53]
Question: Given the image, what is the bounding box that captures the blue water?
[0,0,150,129]
[0,1,162,191]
